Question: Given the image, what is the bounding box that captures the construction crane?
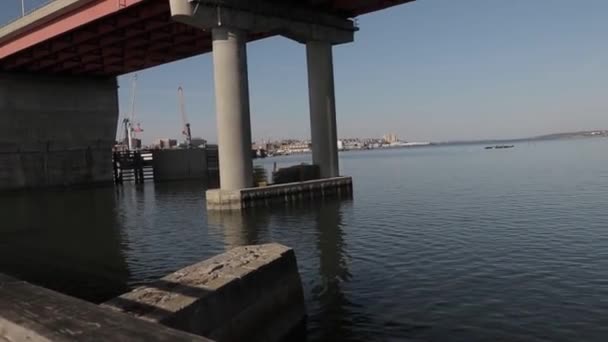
[129,74,143,149]
[118,73,144,151]
[122,118,131,150]
[178,86,192,148]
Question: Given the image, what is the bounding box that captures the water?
[1,138,608,341]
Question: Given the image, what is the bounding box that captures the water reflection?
[114,181,224,287]
[207,209,271,248]
[2,139,607,341]
[0,187,130,302]
[310,199,359,341]
[207,197,367,341]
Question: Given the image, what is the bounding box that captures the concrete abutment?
[103,243,306,342]
[1,243,305,342]
[0,72,118,191]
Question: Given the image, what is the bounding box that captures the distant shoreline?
[431,130,608,147]
[261,133,606,159]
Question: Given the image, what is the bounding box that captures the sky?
[2,0,608,144]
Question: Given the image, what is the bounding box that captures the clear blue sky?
[2,0,608,144]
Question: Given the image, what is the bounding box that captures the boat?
[485,145,515,150]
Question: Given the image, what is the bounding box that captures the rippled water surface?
[2,138,608,341]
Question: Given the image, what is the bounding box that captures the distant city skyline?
[2,0,608,144]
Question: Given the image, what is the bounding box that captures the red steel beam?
[0,0,145,59]
[3,1,168,69]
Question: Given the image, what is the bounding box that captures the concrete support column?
[212,27,253,190]
[306,41,339,178]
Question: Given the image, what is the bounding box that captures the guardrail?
[2,0,60,27]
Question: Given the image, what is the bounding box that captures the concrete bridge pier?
[307,41,340,178]
[170,0,356,209]
[212,27,254,190]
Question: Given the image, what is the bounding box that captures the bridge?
[0,0,414,193]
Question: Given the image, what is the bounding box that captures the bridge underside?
[1,0,216,76]
[0,0,413,76]
[0,0,414,192]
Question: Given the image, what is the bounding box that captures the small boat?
[486,145,515,150]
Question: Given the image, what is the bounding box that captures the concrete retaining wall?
[0,72,119,190]
[0,273,212,342]
[152,148,208,182]
[103,243,306,342]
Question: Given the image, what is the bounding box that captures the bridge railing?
[2,0,60,27]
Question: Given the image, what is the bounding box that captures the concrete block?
[103,243,306,342]
[0,273,212,342]
[206,176,353,210]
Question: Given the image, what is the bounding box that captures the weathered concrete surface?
[206,176,353,210]
[0,273,212,342]
[103,243,306,342]
[0,72,118,190]
[152,149,208,182]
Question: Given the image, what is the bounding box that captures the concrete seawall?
[1,243,306,341]
[0,273,211,342]
[103,243,306,342]
[0,72,118,191]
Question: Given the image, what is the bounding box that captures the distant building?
[383,133,399,144]
[275,141,311,154]
[190,138,207,148]
[155,138,178,149]
[130,138,142,149]
[340,139,364,150]
[252,142,270,151]
[114,138,141,151]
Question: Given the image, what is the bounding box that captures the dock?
[112,146,219,185]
